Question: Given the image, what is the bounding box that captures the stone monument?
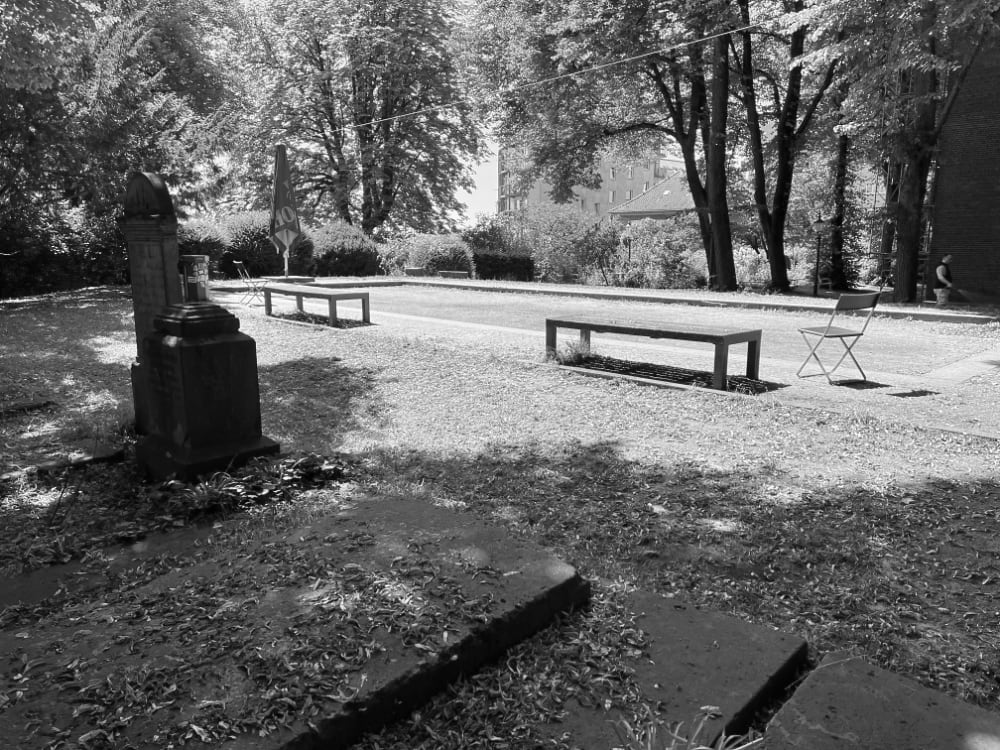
[121,172,279,481]
[120,172,181,434]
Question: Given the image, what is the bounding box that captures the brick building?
[497,148,690,221]
[929,46,1000,303]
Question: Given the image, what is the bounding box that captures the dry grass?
[2,286,1000,748]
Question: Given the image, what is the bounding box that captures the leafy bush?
[377,235,409,276]
[461,215,515,256]
[472,253,535,281]
[222,211,314,277]
[604,217,703,289]
[462,215,533,280]
[516,205,596,282]
[382,233,474,275]
[0,206,127,298]
[178,218,229,273]
[504,205,622,283]
[311,222,380,276]
[732,244,772,288]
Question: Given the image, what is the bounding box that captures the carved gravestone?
[120,173,181,434]
[121,172,279,481]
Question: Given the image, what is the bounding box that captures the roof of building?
[608,166,695,218]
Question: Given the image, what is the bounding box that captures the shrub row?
[0,208,128,299]
[178,213,378,279]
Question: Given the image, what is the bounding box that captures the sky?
[456,143,498,227]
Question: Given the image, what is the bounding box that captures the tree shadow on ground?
[0,288,137,470]
[359,439,1000,708]
[257,356,384,454]
[570,354,786,394]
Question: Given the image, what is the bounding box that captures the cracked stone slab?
[766,652,1000,749]
[0,496,589,750]
[536,591,808,746]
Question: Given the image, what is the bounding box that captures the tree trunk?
[894,154,933,301]
[707,36,736,291]
[877,159,901,283]
[893,69,937,302]
[829,133,850,290]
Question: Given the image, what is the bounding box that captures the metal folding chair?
[234,261,264,305]
[797,291,880,384]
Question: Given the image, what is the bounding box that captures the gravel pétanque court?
[1,282,999,748]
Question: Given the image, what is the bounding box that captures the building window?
[609,167,616,179]
[580,198,586,211]
[626,190,632,201]
[594,202,601,215]
[609,190,615,205]
[628,166,634,179]
[643,182,649,192]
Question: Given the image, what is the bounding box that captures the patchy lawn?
[1,286,999,748]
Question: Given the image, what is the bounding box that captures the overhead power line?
[323,2,839,137]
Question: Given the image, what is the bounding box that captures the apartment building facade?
[497,147,692,221]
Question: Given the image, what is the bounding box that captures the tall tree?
[470,0,740,290]
[808,0,1000,301]
[238,0,482,235]
[733,0,837,291]
[1,0,235,219]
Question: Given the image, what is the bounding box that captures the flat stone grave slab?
[0,496,589,750]
[766,652,1000,749]
[537,590,808,746]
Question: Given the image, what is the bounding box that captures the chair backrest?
[835,291,880,312]
[830,291,880,335]
[234,261,251,281]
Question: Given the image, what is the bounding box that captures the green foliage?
[222,212,314,277]
[384,233,475,275]
[615,704,762,750]
[312,222,380,276]
[472,253,535,282]
[0,0,95,92]
[511,205,606,283]
[606,218,703,289]
[461,214,517,256]
[238,0,483,235]
[0,207,127,299]
[178,218,229,270]
[461,214,534,280]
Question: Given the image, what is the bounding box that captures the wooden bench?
[438,270,470,279]
[545,316,762,390]
[264,283,370,326]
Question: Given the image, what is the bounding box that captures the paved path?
[215,278,1000,440]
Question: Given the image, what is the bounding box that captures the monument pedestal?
[136,302,279,481]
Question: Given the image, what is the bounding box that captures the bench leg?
[545,322,557,356]
[713,344,729,390]
[746,336,761,380]
[295,295,304,313]
[579,329,591,352]
[264,290,272,316]
[361,295,370,323]
[328,300,338,326]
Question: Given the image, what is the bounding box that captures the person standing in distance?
[934,254,954,307]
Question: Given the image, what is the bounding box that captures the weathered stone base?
[766,652,1000,749]
[135,434,280,482]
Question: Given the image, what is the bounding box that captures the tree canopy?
[233,0,484,235]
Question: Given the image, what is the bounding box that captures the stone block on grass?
[766,652,1000,749]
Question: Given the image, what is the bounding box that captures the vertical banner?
[269,144,301,277]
